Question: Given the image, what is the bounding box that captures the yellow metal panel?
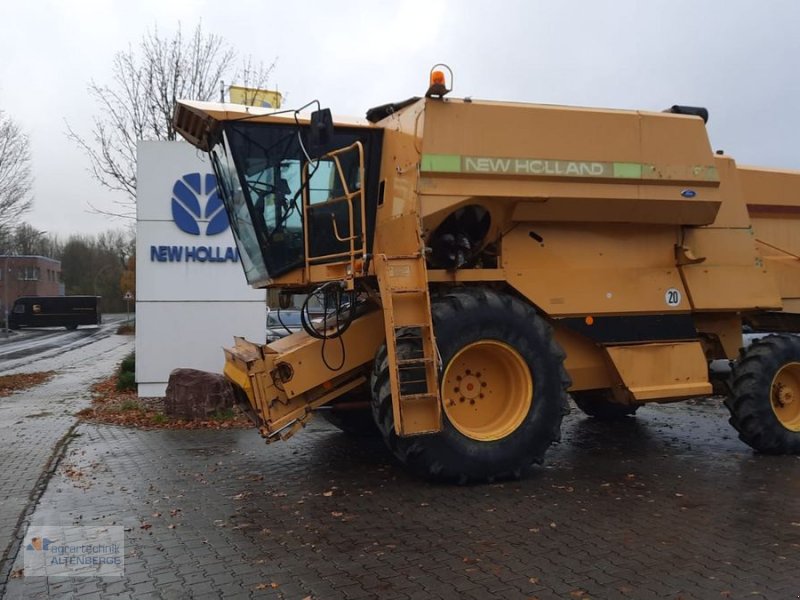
[759,254,800,301]
[508,267,688,316]
[740,165,800,208]
[681,228,761,267]
[423,101,642,162]
[752,216,800,258]
[552,325,614,391]
[680,265,782,311]
[693,313,743,360]
[639,112,715,166]
[268,310,386,397]
[503,224,689,316]
[606,342,711,402]
[709,157,752,228]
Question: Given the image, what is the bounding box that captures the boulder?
[164,368,235,420]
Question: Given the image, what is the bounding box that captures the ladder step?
[398,393,439,403]
[393,323,431,331]
[375,252,442,436]
[396,358,434,366]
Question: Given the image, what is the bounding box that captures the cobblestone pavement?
[3,397,800,600]
[0,333,134,588]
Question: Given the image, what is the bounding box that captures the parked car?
[266,309,303,343]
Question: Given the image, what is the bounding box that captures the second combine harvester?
[174,67,800,482]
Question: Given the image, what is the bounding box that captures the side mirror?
[308,108,334,149]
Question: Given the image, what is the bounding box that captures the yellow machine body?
[174,94,800,443]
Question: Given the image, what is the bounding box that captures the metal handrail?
[301,141,366,281]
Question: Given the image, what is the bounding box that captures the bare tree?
[0,222,63,258]
[0,111,33,234]
[68,22,276,217]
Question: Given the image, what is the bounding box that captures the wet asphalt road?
[0,315,129,374]
[3,397,800,599]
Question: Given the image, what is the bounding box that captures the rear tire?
[726,334,800,454]
[66,323,78,331]
[572,390,638,420]
[370,288,570,483]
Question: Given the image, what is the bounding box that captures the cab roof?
[174,99,372,151]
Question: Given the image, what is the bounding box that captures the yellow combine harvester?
[174,67,800,482]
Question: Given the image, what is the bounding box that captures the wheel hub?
[441,340,533,441]
[770,362,800,431]
[774,383,794,407]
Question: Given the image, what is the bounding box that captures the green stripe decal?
[420,154,461,173]
[613,162,642,179]
[420,153,718,183]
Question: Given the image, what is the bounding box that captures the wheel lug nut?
[469,399,475,405]
[459,397,465,403]
[456,376,462,381]
[481,382,487,388]
[475,372,481,378]
[479,393,484,399]
[454,387,460,393]
[465,369,471,375]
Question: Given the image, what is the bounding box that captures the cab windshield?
[210,120,380,286]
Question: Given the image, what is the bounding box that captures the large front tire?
[370,288,570,483]
[726,334,800,453]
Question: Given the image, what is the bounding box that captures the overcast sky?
[1,0,799,237]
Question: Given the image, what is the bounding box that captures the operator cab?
[196,107,383,288]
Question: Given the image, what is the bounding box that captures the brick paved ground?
[0,333,133,588]
[3,397,800,599]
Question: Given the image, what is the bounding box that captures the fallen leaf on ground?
[0,372,56,397]
[253,582,280,590]
[77,375,252,430]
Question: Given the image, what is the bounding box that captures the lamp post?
[3,255,9,335]
[93,263,114,297]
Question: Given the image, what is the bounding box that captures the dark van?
[8,296,101,330]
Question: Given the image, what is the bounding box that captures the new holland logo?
[171,173,229,236]
[151,173,239,264]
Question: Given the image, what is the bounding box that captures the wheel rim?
[771,362,800,432]
[441,340,533,441]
